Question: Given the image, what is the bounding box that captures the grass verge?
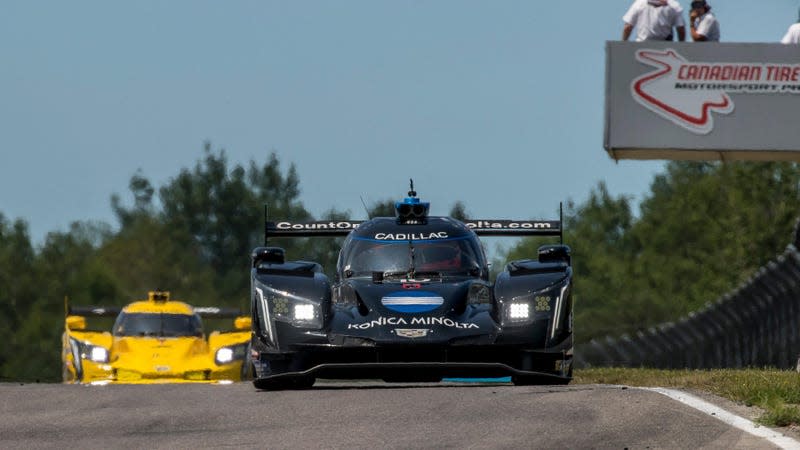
[573,367,800,427]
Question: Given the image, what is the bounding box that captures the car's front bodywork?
[62,291,251,384]
[249,189,573,389]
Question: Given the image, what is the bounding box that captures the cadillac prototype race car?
[62,291,251,384]
[249,186,573,390]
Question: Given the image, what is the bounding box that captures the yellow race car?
[62,291,251,384]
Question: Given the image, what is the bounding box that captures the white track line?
[641,387,800,449]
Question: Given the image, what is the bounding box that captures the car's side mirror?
[66,315,87,331]
[234,316,252,331]
[538,244,571,264]
[252,247,285,267]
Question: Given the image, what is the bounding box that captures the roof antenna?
[360,195,371,219]
[408,178,416,198]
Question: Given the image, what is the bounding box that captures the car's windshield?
[113,312,204,337]
[342,238,481,277]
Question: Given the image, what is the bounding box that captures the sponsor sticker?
[464,220,553,230]
[274,221,361,231]
[395,329,429,338]
[632,48,800,134]
[347,316,479,330]
[382,291,444,313]
[374,232,448,240]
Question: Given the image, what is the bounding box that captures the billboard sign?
[605,41,800,161]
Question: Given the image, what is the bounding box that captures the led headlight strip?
[255,286,275,345]
[550,282,570,339]
[69,338,84,379]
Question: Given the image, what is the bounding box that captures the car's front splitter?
[254,361,571,384]
[252,343,572,382]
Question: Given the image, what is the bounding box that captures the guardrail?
[576,225,800,370]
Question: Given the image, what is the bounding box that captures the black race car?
[248,185,572,389]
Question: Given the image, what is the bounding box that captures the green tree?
[0,216,36,380]
[630,161,800,318]
[13,222,116,381]
[112,143,336,302]
[96,215,220,307]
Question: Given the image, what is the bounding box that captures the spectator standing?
[781,8,800,43]
[622,0,686,41]
[689,1,720,42]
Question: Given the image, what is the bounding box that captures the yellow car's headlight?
[71,338,110,363]
[215,343,248,365]
[88,346,109,363]
[215,348,235,365]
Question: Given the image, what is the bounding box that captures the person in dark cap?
[781,7,800,43]
[689,0,720,41]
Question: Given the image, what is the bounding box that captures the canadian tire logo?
[631,49,800,134]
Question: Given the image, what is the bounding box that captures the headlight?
[502,298,534,325]
[88,346,109,363]
[215,347,234,365]
[294,304,315,321]
[73,339,110,363]
[215,343,249,366]
[509,303,530,320]
[501,280,568,327]
[259,284,322,329]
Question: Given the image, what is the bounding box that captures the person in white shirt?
[781,9,800,44]
[782,23,800,44]
[689,0,720,42]
[622,0,686,42]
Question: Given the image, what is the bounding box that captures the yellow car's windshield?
[113,312,203,338]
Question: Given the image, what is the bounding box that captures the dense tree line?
[2,150,798,381]
[507,161,800,344]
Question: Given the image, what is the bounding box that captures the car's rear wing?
[67,305,121,317]
[264,204,564,243]
[66,304,243,319]
[193,307,246,318]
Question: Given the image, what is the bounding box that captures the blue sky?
[2,1,798,247]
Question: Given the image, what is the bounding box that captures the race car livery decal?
[374,232,448,241]
[395,329,429,338]
[381,291,444,313]
[346,316,479,330]
[631,49,800,134]
[464,220,556,230]
[274,221,361,231]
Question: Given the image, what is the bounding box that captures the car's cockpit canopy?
[340,233,484,278]
[113,312,204,338]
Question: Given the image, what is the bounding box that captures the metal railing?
[576,225,800,370]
